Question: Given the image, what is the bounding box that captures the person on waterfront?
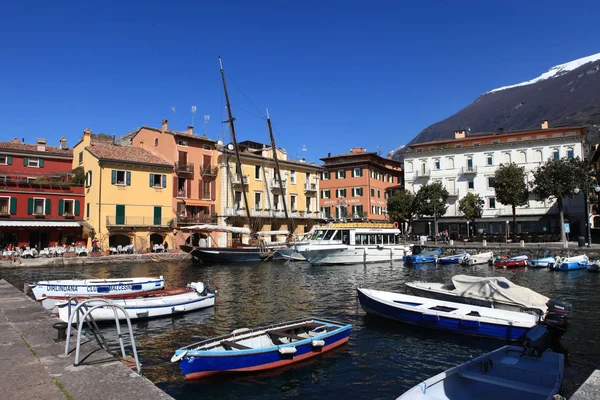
[163,241,168,252]
[92,238,99,252]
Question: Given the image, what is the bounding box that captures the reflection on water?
[2,261,600,399]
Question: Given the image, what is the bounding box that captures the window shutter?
[187,179,191,197]
[211,180,216,201]
[86,203,90,218]
[74,200,80,216]
[149,174,154,187]
[27,198,33,215]
[39,158,45,168]
[162,175,167,188]
[111,170,117,184]
[7,156,12,165]
[24,157,29,166]
[173,176,177,197]
[58,200,64,215]
[126,171,131,186]
[342,170,346,178]
[45,199,51,215]
[9,197,16,214]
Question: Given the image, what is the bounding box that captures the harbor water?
[2,260,599,399]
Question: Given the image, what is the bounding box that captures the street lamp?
[574,185,600,248]
[427,197,444,244]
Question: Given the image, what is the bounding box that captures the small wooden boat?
[437,253,469,264]
[550,255,588,271]
[56,282,215,322]
[404,248,441,264]
[398,329,564,399]
[528,257,556,268]
[29,276,165,300]
[493,255,528,268]
[460,251,493,265]
[357,288,539,340]
[171,318,351,380]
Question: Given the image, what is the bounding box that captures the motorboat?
[56,282,215,322]
[295,223,412,265]
[29,276,165,300]
[437,252,469,264]
[405,275,550,314]
[460,251,494,265]
[397,325,564,400]
[171,317,351,380]
[588,260,600,272]
[550,255,588,271]
[493,255,528,268]
[404,248,441,264]
[356,288,540,341]
[528,257,556,268]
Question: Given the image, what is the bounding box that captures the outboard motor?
[523,325,552,357]
[543,300,572,338]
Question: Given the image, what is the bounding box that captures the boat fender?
[278,346,297,355]
[311,340,325,348]
[188,282,205,294]
[232,328,250,335]
[172,306,185,313]
[171,350,188,363]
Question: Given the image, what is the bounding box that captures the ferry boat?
[294,223,412,265]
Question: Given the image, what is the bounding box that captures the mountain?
[392,52,600,158]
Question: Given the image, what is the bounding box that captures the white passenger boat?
[57,282,215,322]
[295,223,412,265]
[29,276,165,300]
[460,251,494,265]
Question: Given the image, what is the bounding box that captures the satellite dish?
[227,144,234,150]
[217,140,223,145]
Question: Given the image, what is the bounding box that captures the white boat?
[460,251,493,265]
[29,276,165,300]
[295,223,412,265]
[57,282,215,322]
[405,275,550,314]
[398,330,564,399]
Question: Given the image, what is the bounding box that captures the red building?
[0,138,85,250]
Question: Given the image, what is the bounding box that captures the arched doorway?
[150,233,164,246]
[109,234,131,247]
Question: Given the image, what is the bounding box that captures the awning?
[183,199,212,207]
[257,230,290,236]
[181,224,251,234]
[0,220,83,228]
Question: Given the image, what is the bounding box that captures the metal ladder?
[62,298,141,374]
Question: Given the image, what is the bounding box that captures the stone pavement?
[0,279,173,400]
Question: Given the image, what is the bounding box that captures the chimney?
[350,147,366,154]
[187,126,194,135]
[327,152,331,157]
[541,120,549,130]
[36,138,47,152]
[162,119,168,133]
[59,137,68,149]
[11,138,19,144]
[497,128,504,134]
[454,129,466,139]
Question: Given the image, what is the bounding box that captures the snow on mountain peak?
[486,52,600,94]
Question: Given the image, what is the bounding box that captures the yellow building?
[72,129,175,252]
[215,140,322,246]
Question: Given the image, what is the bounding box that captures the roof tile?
[0,142,73,156]
[86,143,172,168]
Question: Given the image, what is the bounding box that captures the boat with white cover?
[56,282,215,322]
[295,223,412,265]
[405,275,550,314]
[29,276,165,301]
[460,251,494,265]
[397,326,564,400]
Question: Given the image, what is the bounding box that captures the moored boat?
[56,282,215,322]
[436,252,469,264]
[460,251,494,265]
[587,260,600,272]
[29,276,165,301]
[404,248,441,264]
[171,317,351,379]
[493,255,528,268]
[356,288,539,341]
[528,256,556,268]
[550,255,588,271]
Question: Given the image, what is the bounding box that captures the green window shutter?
[162,174,167,188]
[39,158,45,168]
[24,157,29,166]
[74,200,80,216]
[111,170,117,185]
[45,199,51,215]
[7,156,12,165]
[126,171,131,186]
[9,197,16,214]
[27,198,33,214]
[149,174,154,187]
[58,200,64,215]
[86,203,90,218]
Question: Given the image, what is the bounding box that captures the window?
[352,187,363,197]
[273,194,280,210]
[202,144,211,150]
[254,192,262,210]
[290,195,297,210]
[336,169,346,179]
[468,179,474,190]
[405,161,413,173]
[336,188,347,198]
[372,205,376,214]
[78,151,83,164]
[149,174,167,188]
[567,148,574,159]
[352,168,362,177]
[503,152,511,164]
[517,151,526,163]
[85,171,92,187]
[466,157,473,168]
[63,200,74,215]
[202,180,211,199]
[290,170,296,184]
[86,203,90,219]
[447,158,455,169]
[492,140,500,144]
[0,155,7,165]
[434,159,440,170]
[112,170,131,186]
[533,149,543,162]
[177,140,187,146]
[352,205,364,218]
[234,191,242,210]
[486,155,493,166]
[255,165,261,180]
[32,198,45,215]
[455,144,462,149]
[553,149,559,160]
[489,198,496,209]
[306,197,311,212]
[322,206,331,218]
[321,189,330,199]
[377,190,381,198]
[488,177,495,188]
[371,188,375,197]
[473,142,480,147]
[321,171,330,180]
[306,172,310,183]
[25,157,42,168]
[0,197,9,214]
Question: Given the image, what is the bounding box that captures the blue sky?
[1,1,599,162]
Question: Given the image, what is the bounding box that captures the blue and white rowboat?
[357,288,539,341]
[550,255,588,271]
[437,253,469,264]
[528,257,555,268]
[404,248,441,264]
[29,276,165,300]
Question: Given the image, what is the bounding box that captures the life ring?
[393,222,399,229]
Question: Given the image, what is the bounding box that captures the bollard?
[520,240,525,247]
[449,240,454,246]
[53,322,69,342]
[482,239,487,247]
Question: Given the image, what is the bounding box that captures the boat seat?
[267,330,304,341]
[459,371,550,395]
[221,340,251,350]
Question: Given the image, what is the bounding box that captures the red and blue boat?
[171,318,351,380]
[493,255,528,268]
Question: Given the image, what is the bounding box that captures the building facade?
[402,122,588,237]
[319,147,403,222]
[216,140,322,246]
[0,138,85,249]
[73,129,175,251]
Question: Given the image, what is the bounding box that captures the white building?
[402,121,588,238]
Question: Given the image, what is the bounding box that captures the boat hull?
[404,249,441,264]
[528,257,555,268]
[460,252,494,265]
[191,247,275,263]
[437,254,468,264]
[297,245,407,265]
[550,262,587,271]
[30,277,165,300]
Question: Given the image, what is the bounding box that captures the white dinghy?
[29,276,165,300]
[460,251,494,265]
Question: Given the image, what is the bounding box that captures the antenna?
[377,145,381,155]
[191,106,197,126]
[204,115,210,135]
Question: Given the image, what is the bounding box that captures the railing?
[415,169,430,178]
[201,165,219,176]
[232,175,249,185]
[223,207,247,217]
[460,166,478,175]
[106,216,172,227]
[176,189,188,198]
[270,178,287,189]
[447,189,459,197]
[304,183,317,192]
[175,162,194,174]
[177,216,217,225]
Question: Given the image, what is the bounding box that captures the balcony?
[176,215,217,226]
[106,216,173,228]
[304,183,318,193]
[201,165,219,177]
[224,207,247,217]
[176,162,194,175]
[447,189,459,197]
[232,175,249,186]
[176,188,188,199]
[415,169,430,179]
[270,178,287,190]
[459,166,478,175]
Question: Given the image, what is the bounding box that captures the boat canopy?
[444,275,549,312]
[257,230,290,236]
[181,224,251,234]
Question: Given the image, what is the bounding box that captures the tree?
[494,163,528,239]
[458,192,484,236]
[532,157,594,244]
[387,190,416,234]
[414,182,449,218]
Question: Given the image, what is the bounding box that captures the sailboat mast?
[219,57,253,233]
[266,109,294,235]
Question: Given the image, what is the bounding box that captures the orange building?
[319,147,403,222]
